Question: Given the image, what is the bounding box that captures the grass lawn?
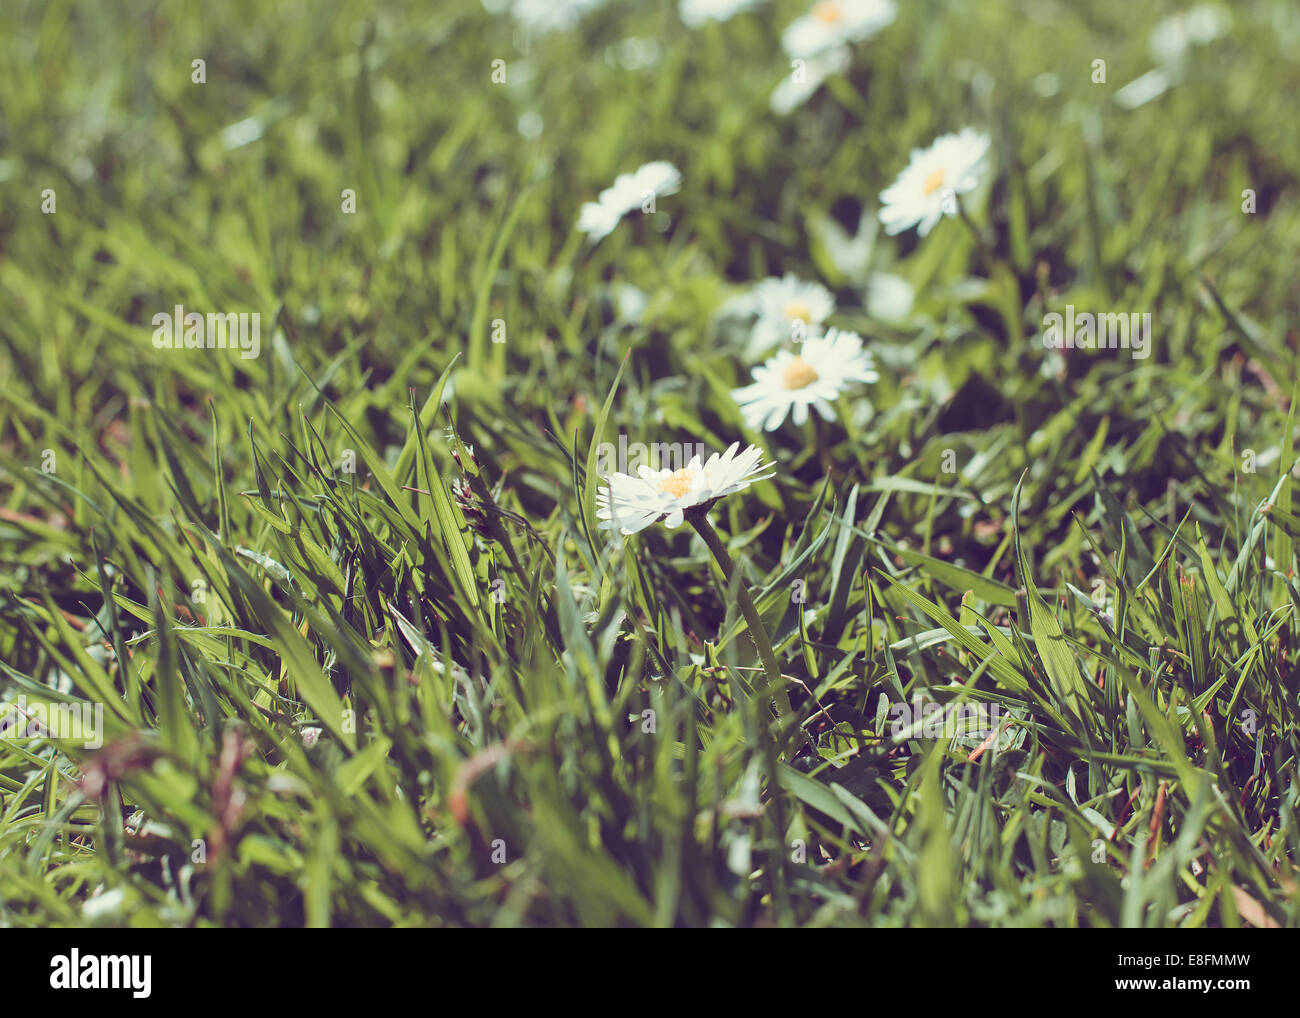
[1,0,1299,928]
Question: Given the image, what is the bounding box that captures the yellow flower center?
[782,356,819,390]
[657,468,695,499]
[784,299,813,323]
[922,168,946,195]
[813,0,843,24]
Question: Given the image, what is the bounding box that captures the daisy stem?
[688,511,808,751]
[812,413,832,476]
[958,206,1024,344]
[957,206,995,267]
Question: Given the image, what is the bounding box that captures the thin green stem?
[689,510,809,752]
[958,205,1024,344]
[812,412,832,476]
[957,205,995,266]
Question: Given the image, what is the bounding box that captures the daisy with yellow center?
[812,0,843,23]
[784,299,813,323]
[732,329,877,432]
[657,468,695,499]
[596,442,774,535]
[595,441,807,750]
[878,128,991,237]
[922,168,946,195]
[782,356,820,390]
[782,0,896,59]
[747,273,835,355]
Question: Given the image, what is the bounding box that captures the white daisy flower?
[680,0,762,27]
[878,128,990,237]
[782,0,896,60]
[596,442,774,534]
[771,44,851,114]
[747,273,835,355]
[578,160,682,244]
[732,328,877,432]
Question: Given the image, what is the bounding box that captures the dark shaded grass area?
[0,0,1298,926]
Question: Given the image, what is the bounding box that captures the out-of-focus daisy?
[1150,5,1231,65]
[771,45,851,114]
[747,273,835,354]
[578,160,682,244]
[680,0,762,27]
[1117,5,1231,110]
[865,273,914,323]
[596,443,774,534]
[504,0,607,34]
[732,329,876,431]
[782,0,896,59]
[878,128,990,237]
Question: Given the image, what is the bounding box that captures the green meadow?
[1,0,1298,927]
